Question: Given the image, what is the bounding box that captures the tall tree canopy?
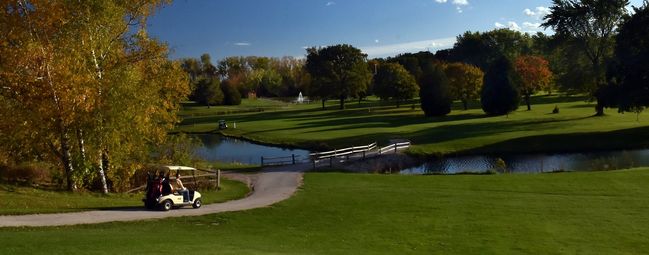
[305,44,372,110]
[439,29,533,71]
[373,63,419,108]
[610,2,649,115]
[445,63,484,110]
[0,0,189,191]
[542,0,629,115]
[514,55,553,110]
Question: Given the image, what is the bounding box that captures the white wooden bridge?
[260,141,411,170]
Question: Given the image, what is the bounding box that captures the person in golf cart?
[174,172,190,202]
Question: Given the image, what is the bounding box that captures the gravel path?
[0,166,305,227]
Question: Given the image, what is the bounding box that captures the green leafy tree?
[610,2,649,117]
[443,29,533,71]
[373,63,419,108]
[419,65,453,117]
[305,44,372,110]
[542,0,629,115]
[445,63,484,110]
[481,57,520,116]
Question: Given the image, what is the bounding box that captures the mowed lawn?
[0,179,249,215]
[2,169,648,254]
[176,95,649,156]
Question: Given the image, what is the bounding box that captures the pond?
[192,134,649,173]
[193,134,311,165]
[401,149,649,174]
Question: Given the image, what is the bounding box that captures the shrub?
[1,163,51,185]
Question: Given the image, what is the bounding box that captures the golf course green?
[177,95,649,157]
[1,169,648,254]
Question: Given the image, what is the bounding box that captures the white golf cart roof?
[163,166,197,171]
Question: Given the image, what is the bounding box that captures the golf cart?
[143,166,203,211]
[218,120,227,130]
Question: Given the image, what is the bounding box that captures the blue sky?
[148,0,644,60]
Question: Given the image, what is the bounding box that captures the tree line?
[181,55,311,106]
[185,0,647,119]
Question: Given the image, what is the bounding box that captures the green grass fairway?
[2,169,648,254]
[0,179,249,215]
[177,95,649,156]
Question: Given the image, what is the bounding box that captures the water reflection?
[401,150,649,174]
[193,134,311,165]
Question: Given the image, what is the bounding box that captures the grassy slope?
[176,95,649,156]
[0,179,249,215]
[2,169,648,254]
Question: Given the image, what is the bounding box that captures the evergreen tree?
[419,65,452,116]
[221,80,242,106]
[611,2,649,116]
[195,79,223,107]
[481,57,520,115]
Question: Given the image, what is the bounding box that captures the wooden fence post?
[394,144,397,154]
[216,169,221,190]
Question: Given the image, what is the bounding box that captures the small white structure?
[297,92,304,104]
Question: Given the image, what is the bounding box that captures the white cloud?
[326,1,335,6]
[360,37,456,58]
[494,21,521,31]
[523,22,541,30]
[536,6,551,16]
[523,8,535,16]
[234,42,251,46]
[524,6,551,19]
[452,0,468,5]
[374,39,380,43]
[435,0,469,13]
[507,21,521,31]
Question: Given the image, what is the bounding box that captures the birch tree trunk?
[97,150,109,194]
[60,129,77,191]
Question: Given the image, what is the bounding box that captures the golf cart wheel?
[160,200,173,211]
[192,198,202,209]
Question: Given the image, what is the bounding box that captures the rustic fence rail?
[261,154,303,166]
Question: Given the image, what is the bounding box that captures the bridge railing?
[378,141,411,155]
[309,142,377,160]
[259,141,411,169]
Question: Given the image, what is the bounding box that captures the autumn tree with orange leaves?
[0,1,189,192]
[514,55,553,111]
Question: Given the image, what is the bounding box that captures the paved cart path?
[0,166,305,227]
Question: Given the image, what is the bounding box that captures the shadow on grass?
[459,125,649,156]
